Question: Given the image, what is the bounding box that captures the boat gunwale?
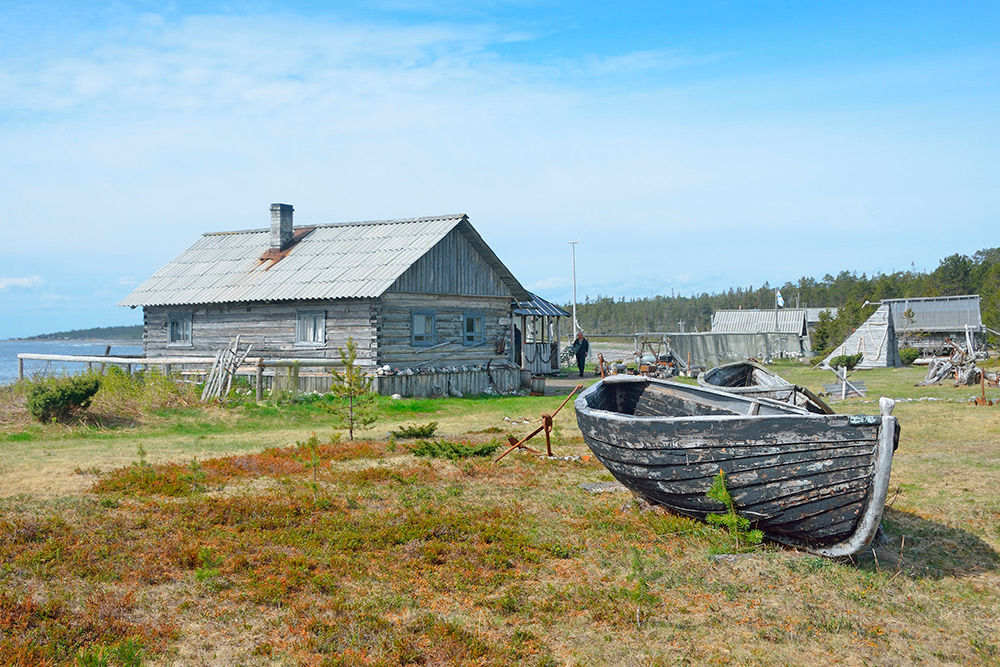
[575,375,822,425]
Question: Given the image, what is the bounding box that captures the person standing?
[513,325,522,367]
[572,332,589,378]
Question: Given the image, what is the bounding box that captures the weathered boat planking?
[698,360,834,414]
[575,376,899,557]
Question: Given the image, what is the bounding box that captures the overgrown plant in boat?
[706,470,763,553]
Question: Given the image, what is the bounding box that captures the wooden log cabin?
[119,204,531,396]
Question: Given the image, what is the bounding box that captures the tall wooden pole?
[774,288,779,332]
[569,239,579,341]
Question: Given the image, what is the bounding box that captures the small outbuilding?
[708,308,812,358]
[119,204,531,396]
[821,304,902,369]
[882,295,984,354]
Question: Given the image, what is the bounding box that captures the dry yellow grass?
[1,369,999,666]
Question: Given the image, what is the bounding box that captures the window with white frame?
[296,310,326,345]
[167,312,192,346]
[411,310,436,346]
[463,312,484,345]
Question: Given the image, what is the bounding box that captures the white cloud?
[0,276,44,290]
[528,277,568,292]
[0,6,996,325]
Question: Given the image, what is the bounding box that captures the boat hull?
[698,361,834,414]
[575,376,898,556]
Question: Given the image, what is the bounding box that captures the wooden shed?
[513,293,570,376]
[882,295,984,353]
[119,204,531,396]
[821,304,902,369]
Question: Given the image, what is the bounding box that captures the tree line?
[570,248,1000,354]
[24,325,144,341]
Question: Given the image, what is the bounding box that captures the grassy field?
[1,365,999,666]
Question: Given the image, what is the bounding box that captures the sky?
[1,0,998,338]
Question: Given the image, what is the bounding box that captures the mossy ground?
[1,366,999,665]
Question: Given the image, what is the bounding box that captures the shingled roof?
[119,213,529,307]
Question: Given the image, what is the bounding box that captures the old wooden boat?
[698,360,834,414]
[575,376,899,557]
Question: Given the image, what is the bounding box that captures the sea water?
[0,340,143,385]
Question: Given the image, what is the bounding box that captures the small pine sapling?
[329,337,378,440]
[296,432,323,500]
[625,546,663,629]
[706,470,763,553]
[179,457,206,494]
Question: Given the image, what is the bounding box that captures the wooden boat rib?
[698,360,834,414]
[575,375,899,557]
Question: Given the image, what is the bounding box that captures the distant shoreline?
[1,338,141,344]
[3,324,143,343]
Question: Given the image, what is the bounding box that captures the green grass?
[770,358,1000,404]
[1,366,999,665]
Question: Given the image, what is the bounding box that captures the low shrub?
[410,439,501,460]
[899,347,921,365]
[26,375,101,422]
[828,353,863,370]
[390,422,438,439]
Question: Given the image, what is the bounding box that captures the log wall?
[143,300,377,361]
[376,292,513,367]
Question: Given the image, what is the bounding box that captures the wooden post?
[556,317,561,368]
[18,357,24,381]
[774,288,779,333]
[256,360,264,402]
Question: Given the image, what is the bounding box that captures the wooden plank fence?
[16,352,519,398]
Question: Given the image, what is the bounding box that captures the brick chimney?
[270,203,294,250]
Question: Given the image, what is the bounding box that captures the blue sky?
[1,1,998,338]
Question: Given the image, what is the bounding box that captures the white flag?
[776,290,784,308]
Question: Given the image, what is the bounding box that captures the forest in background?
[19,325,143,341]
[14,248,1000,355]
[571,248,1000,354]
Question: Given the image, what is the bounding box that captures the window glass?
[297,311,326,345]
[412,311,435,346]
[463,313,484,344]
[168,313,192,345]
